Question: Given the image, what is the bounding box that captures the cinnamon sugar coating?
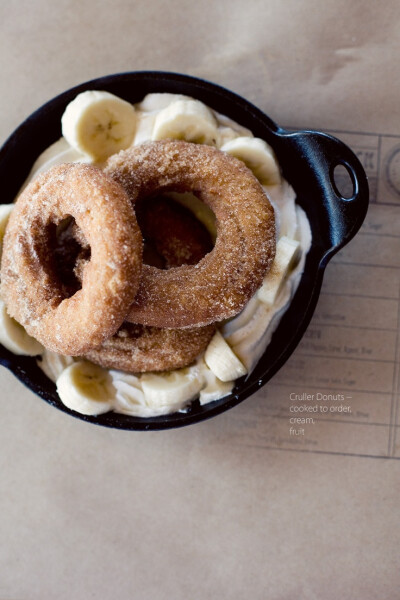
[0,163,143,355]
[105,140,276,328]
[84,196,215,373]
[85,322,215,373]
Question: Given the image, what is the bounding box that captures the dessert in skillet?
[0,91,311,417]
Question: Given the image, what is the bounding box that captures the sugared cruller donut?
[84,196,215,373]
[105,140,276,329]
[84,322,215,373]
[0,163,143,355]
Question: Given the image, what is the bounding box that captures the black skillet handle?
[277,130,369,260]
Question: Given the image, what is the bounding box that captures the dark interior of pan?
[0,71,369,430]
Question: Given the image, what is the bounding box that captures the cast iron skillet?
[0,71,369,430]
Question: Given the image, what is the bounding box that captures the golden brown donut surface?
[0,163,143,355]
[105,140,276,328]
[84,322,215,373]
[84,196,215,373]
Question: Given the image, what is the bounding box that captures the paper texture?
[0,1,399,599]
[227,127,400,458]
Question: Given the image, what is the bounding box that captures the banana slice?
[152,99,219,146]
[217,126,241,148]
[221,294,260,338]
[234,216,311,372]
[38,349,74,383]
[220,136,281,185]
[233,290,292,371]
[258,236,300,306]
[213,111,254,138]
[0,298,43,356]
[109,370,151,416]
[61,90,137,161]
[56,360,114,415]
[132,112,157,145]
[138,93,190,113]
[0,204,13,258]
[204,331,247,382]
[197,359,234,405]
[215,122,253,148]
[225,302,275,347]
[141,364,203,413]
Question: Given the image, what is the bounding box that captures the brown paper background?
[1,1,399,598]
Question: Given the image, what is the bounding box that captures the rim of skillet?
[0,71,369,430]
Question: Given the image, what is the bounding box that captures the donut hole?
[51,216,91,298]
[135,193,214,270]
